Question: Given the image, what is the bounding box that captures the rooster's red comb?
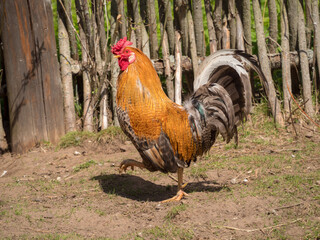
[111,37,133,55]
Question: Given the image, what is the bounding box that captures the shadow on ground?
[91,174,227,202]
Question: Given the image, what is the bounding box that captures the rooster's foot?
[161,190,189,203]
[119,159,145,173]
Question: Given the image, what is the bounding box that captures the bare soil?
[0,117,319,239]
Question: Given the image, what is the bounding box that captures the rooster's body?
[112,38,265,201]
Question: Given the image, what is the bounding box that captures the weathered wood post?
[0,0,65,153]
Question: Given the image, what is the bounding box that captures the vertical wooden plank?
[0,0,65,153]
[29,0,65,141]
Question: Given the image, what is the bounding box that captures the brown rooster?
[111,37,266,202]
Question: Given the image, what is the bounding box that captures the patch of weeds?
[252,172,319,200]
[41,140,52,148]
[270,228,287,240]
[17,233,92,240]
[35,179,61,192]
[204,154,228,169]
[303,219,320,240]
[58,131,95,149]
[95,208,106,216]
[73,159,97,173]
[224,142,238,150]
[0,210,7,218]
[0,200,5,207]
[190,166,208,179]
[165,203,187,220]
[252,138,268,145]
[262,121,280,136]
[96,126,127,142]
[140,223,194,240]
[25,214,32,222]
[14,205,23,216]
[305,141,318,155]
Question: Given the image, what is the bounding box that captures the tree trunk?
[286,0,298,51]
[148,0,158,58]
[111,55,120,126]
[192,0,205,56]
[236,12,245,50]
[162,32,174,100]
[100,82,109,130]
[0,0,65,153]
[164,0,175,54]
[175,0,189,56]
[0,105,8,152]
[268,0,278,53]
[75,0,94,58]
[0,50,8,151]
[213,0,223,50]
[95,0,107,60]
[252,0,284,125]
[297,1,315,117]
[63,0,79,60]
[204,0,217,53]
[118,0,127,38]
[241,0,252,54]
[79,23,94,132]
[175,31,182,105]
[159,0,174,100]
[305,0,312,49]
[281,0,291,117]
[187,9,198,78]
[58,0,76,132]
[132,0,142,50]
[228,0,237,49]
[312,0,320,112]
[222,16,230,49]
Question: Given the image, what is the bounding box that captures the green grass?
[58,131,95,149]
[58,127,126,149]
[190,165,208,179]
[165,203,187,220]
[96,126,127,143]
[73,159,97,173]
[136,223,194,240]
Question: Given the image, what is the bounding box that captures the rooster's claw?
[119,159,145,173]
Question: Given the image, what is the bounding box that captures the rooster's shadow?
[91,173,227,202]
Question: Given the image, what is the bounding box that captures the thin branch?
[217,218,302,233]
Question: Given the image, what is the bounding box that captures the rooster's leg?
[119,159,145,173]
[161,167,188,203]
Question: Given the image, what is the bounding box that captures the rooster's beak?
[114,55,121,58]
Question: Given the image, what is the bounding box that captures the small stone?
[56,177,62,181]
[230,178,237,184]
[243,178,249,183]
[43,213,53,219]
[74,151,81,156]
[0,171,7,178]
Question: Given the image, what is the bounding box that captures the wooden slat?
[0,0,65,153]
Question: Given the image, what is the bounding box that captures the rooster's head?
[112,37,136,71]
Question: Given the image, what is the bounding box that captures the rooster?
[111,37,266,202]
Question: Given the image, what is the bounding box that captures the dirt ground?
[0,112,319,239]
